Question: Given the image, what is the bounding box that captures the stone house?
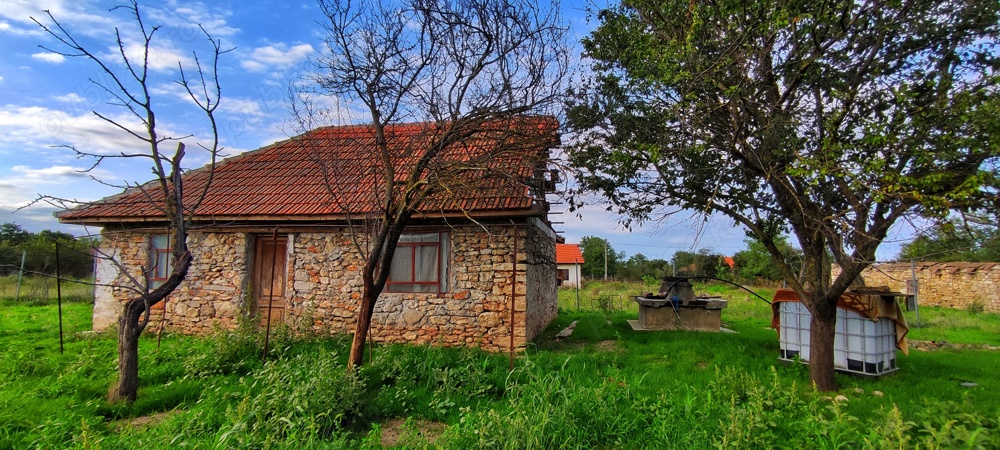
[556,243,584,287]
[57,118,561,352]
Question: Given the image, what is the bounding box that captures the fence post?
[15,250,26,301]
[910,259,921,328]
[55,242,64,354]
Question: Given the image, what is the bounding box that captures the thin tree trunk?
[108,299,144,403]
[349,286,378,368]
[808,301,838,392]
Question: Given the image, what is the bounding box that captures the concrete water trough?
[629,277,728,332]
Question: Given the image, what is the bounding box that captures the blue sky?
[0,0,914,261]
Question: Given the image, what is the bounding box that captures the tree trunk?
[348,286,378,368]
[808,301,838,392]
[108,299,144,403]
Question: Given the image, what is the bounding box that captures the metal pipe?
[55,241,64,354]
[510,224,518,371]
[910,259,921,328]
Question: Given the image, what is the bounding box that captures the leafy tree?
[566,0,1000,390]
[899,218,1000,262]
[579,236,625,278]
[733,237,803,284]
[309,0,568,368]
[35,2,226,402]
[671,249,725,279]
[0,223,31,246]
[0,224,96,278]
[619,253,671,281]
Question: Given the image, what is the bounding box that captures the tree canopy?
[566,0,1000,390]
[579,235,625,278]
[899,217,1000,262]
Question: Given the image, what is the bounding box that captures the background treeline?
[0,223,96,279]
[577,217,1000,287]
[577,235,803,286]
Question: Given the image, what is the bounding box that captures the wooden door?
[253,235,287,327]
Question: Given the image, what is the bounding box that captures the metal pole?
[910,259,921,328]
[55,242,64,354]
[15,250,26,301]
[603,242,608,281]
[263,228,278,359]
[510,225,518,371]
[575,261,580,310]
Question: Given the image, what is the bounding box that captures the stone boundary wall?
[93,221,558,352]
[834,262,1000,313]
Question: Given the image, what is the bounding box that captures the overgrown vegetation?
[1,281,998,448]
[0,223,95,279]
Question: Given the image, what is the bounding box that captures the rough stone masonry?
[92,220,558,352]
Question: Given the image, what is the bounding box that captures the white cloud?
[241,43,315,72]
[31,52,66,63]
[147,1,239,37]
[54,93,84,103]
[0,0,116,38]
[101,41,195,73]
[11,164,96,179]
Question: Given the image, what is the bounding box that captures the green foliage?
[2,297,1000,448]
[579,236,625,278]
[899,218,1000,262]
[619,253,672,281]
[733,236,803,284]
[671,248,726,278]
[566,0,1000,390]
[0,222,96,279]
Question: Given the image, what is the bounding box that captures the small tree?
[34,2,227,402]
[579,235,624,279]
[308,0,568,368]
[566,0,1000,390]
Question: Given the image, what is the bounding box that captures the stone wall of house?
[833,262,1000,313]
[523,217,558,342]
[92,221,559,351]
[286,222,558,351]
[92,229,249,333]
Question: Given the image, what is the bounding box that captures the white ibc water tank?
[778,301,898,377]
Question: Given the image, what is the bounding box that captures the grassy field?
[1,280,998,448]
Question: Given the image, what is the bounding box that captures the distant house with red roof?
[57,117,560,352]
[556,243,585,287]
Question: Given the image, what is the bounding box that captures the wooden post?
[263,228,278,359]
[15,250,26,301]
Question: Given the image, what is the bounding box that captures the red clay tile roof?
[58,117,558,225]
[556,244,585,264]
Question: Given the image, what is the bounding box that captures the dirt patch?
[380,418,447,447]
[594,340,621,352]
[111,410,180,432]
[910,340,1000,351]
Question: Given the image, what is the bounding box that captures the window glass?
[149,234,172,288]
[386,232,448,293]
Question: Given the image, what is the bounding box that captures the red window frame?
[386,233,448,293]
[149,234,172,289]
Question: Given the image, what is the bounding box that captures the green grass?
[1,281,998,448]
[0,274,94,305]
[903,305,1000,345]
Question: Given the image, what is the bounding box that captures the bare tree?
[33,1,227,403]
[306,0,568,368]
